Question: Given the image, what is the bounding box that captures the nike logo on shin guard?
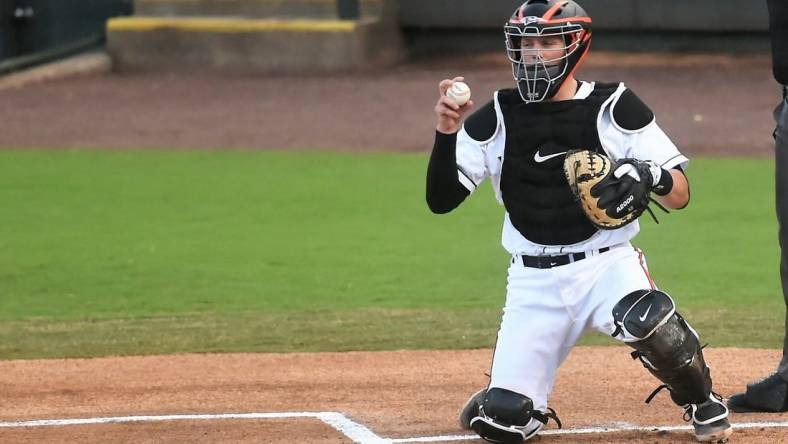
[639,304,653,322]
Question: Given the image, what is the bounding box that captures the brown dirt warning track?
[0,52,779,156]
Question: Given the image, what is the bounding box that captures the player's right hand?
[435,77,474,134]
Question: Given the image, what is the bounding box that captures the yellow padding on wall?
[136,0,371,3]
[107,17,357,33]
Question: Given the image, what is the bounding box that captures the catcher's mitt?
[563,150,666,230]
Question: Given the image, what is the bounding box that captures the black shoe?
[685,393,733,443]
[728,372,788,413]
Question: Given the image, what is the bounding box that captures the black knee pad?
[470,388,542,443]
[612,290,712,406]
[611,289,675,340]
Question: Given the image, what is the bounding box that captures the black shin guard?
[631,313,711,406]
[612,290,712,406]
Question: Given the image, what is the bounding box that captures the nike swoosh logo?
[639,304,652,322]
[533,150,567,163]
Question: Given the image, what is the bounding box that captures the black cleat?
[685,393,733,443]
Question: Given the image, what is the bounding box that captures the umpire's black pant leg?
[775,88,788,377]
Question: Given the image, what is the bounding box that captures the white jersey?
[454,81,688,255]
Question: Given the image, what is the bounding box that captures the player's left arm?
[655,168,689,210]
[607,85,691,210]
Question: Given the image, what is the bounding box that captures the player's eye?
[545,37,562,46]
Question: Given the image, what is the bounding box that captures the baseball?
[447,81,471,106]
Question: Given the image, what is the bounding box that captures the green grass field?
[0,150,783,359]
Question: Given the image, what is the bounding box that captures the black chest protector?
[498,82,620,246]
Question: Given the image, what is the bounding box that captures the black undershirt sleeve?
[426,131,471,214]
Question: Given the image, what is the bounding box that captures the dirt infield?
[1,347,787,443]
[0,52,779,156]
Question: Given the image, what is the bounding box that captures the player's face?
[520,35,566,65]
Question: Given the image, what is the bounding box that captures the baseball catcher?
[426,0,732,442]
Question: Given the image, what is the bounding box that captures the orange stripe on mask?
[542,1,569,20]
[540,16,592,25]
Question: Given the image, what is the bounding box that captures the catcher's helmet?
[505,0,592,102]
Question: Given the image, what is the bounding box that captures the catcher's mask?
[505,0,592,103]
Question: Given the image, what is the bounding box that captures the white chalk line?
[316,412,390,443]
[391,421,788,443]
[1,412,788,443]
[0,412,387,443]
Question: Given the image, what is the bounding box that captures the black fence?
[398,0,768,31]
[0,0,132,67]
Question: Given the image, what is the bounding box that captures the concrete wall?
[107,17,404,73]
[135,0,387,20]
[108,0,768,74]
[133,1,770,32]
[108,0,404,74]
[398,0,768,32]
